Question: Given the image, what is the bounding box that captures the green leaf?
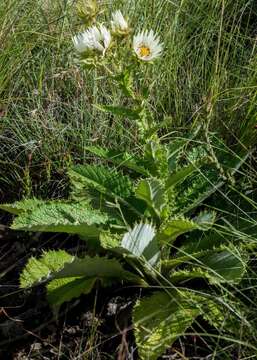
[52,256,144,285]
[169,268,213,284]
[115,69,135,98]
[158,214,215,244]
[174,150,250,215]
[0,198,45,215]
[167,139,188,172]
[133,291,201,360]
[161,249,212,270]
[121,223,160,267]
[95,104,141,120]
[69,164,133,199]
[166,248,246,284]
[133,290,233,359]
[12,201,108,238]
[135,178,166,216]
[166,163,199,189]
[85,146,149,176]
[99,231,120,249]
[193,210,216,229]
[47,277,96,306]
[21,252,146,308]
[200,249,246,284]
[20,250,73,288]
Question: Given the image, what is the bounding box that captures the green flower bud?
[77,0,98,24]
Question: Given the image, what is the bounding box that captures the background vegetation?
[0,0,256,200]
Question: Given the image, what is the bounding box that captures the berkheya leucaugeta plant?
[0,4,249,359]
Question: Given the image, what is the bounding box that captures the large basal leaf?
[52,256,144,285]
[69,164,133,200]
[20,250,74,288]
[11,201,108,237]
[121,223,160,267]
[158,212,215,244]
[0,198,46,215]
[135,178,166,216]
[21,252,145,308]
[133,291,201,360]
[133,290,231,360]
[47,277,97,307]
[166,248,246,284]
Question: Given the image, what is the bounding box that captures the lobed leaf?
[21,252,145,308]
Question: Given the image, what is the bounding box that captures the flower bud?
[77,0,98,24]
[111,10,130,36]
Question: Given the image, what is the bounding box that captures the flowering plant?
[72,4,163,141]
[0,3,250,359]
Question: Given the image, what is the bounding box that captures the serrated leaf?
[20,250,73,288]
[161,249,212,270]
[99,231,120,249]
[158,215,214,244]
[174,150,250,215]
[47,277,96,306]
[200,249,246,283]
[121,223,160,267]
[52,256,144,285]
[135,178,166,216]
[193,211,216,229]
[69,164,133,199]
[12,202,108,238]
[133,290,233,360]
[115,69,135,98]
[0,198,45,215]
[85,146,149,176]
[133,291,201,360]
[167,139,188,172]
[169,268,212,284]
[166,163,199,189]
[21,253,146,309]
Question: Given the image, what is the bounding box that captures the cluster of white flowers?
[72,10,163,62]
[73,25,111,55]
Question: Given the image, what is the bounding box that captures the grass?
[0,0,256,200]
[0,0,257,358]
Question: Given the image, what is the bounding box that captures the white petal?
[133,29,163,61]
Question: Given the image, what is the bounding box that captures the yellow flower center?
[139,45,151,57]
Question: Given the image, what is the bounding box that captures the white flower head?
[72,25,112,56]
[133,30,163,62]
[111,10,129,34]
